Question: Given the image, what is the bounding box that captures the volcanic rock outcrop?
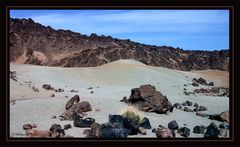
[10,18,229,71]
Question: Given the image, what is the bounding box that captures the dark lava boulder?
[168,120,179,130]
[193,125,206,134]
[109,115,124,126]
[95,123,128,138]
[127,84,173,114]
[139,117,152,129]
[74,116,95,128]
[107,114,139,136]
[204,122,220,138]
[177,127,190,137]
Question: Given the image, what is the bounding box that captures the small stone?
[198,106,207,111]
[184,107,194,112]
[219,128,228,138]
[90,91,93,94]
[49,93,55,97]
[152,128,156,133]
[186,101,193,106]
[32,124,37,128]
[59,116,65,121]
[220,111,229,123]
[23,124,32,130]
[156,127,173,138]
[87,87,93,89]
[219,123,229,129]
[192,82,199,87]
[83,129,93,135]
[64,124,72,130]
[208,82,214,86]
[194,103,199,107]
[173,103,182,109]
[177,127,190,137]
[182,102,187,106]
[193,125,205,134]
[138,127,147,135]
[94,108,100,111]
[139,117,152,129]
[51,115,57,119]
[65,96,68,98]
[196,112,209,117]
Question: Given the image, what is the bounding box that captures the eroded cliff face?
[10,18,229,71]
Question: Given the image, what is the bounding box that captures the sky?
[10,10,229,51]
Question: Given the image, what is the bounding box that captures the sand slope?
[10,60,229,138]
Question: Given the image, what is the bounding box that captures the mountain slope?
[9,18,229,71]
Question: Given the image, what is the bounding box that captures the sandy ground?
[9,59,229,138]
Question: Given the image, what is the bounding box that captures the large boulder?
[95,123,128,138]
[108,114,139,135]
[65,95,80,110]
[62,101,92,120]
[127,84,173,114]
[204,122,220,138]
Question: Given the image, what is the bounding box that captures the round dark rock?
[194,103,199,108]
[168,120,179,130]
[199,106,207,111]
[186,101,193,106]
[177,127,190,137]
[193,125,205,134]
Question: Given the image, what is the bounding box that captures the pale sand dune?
[9,60,229,138]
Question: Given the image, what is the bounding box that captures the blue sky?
[10,10,229,51]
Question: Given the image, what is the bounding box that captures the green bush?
[122,110,141,125]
